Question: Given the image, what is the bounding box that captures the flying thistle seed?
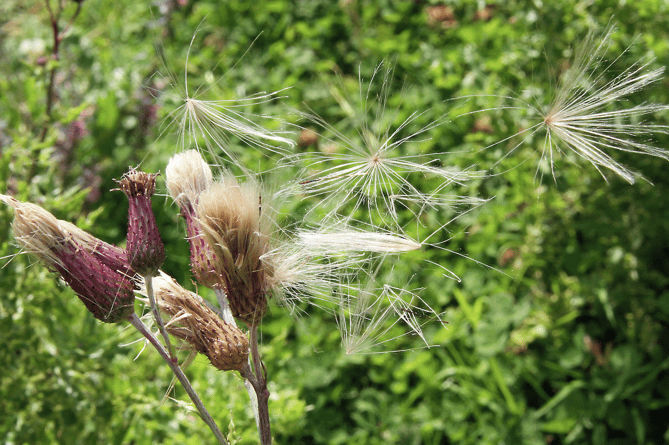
[117,168,165,277]
[492,25,669,182]
[298,228,422,253]
[165,151,222,288]
[6,197,135,323]
[289,61,482,226]
[536,26,669,182]
[197,173,273,326]
[160,33,295,166]
[152,273,250,371]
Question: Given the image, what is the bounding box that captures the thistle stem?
[249,325,272,445]
[144,274,177,361]
[213,288,264,437]
[128,313,228,445]
[213,288,270,444]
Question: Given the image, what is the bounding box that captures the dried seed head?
[165,150,213,208]
[117,168,165,277]
[197,173,273,326]
[164,151,222,287]
[152,273,249,371]
[5,197,135,323]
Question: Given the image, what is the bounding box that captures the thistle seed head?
[117,168,165,277]
[7,197,135,323]
[152,273,250,371]
[165,150,213,208]
[196,173,274,326]
[165,151,223,287]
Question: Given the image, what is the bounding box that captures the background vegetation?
[1,0,669,444]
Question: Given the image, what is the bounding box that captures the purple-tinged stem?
[249,326,272,445]
[128,313,228,445]
[144,274,177,361]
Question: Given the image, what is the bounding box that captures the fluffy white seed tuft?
[165,150,213,207]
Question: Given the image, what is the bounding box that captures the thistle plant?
[2,15,669,445]
[0,195,135,324]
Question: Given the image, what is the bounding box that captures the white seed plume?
[2,196,65,267]
[165,150,213,206]
[160,31,295,168]
[518,26,669,182]
[337,284,445,355]
[290,61,483,224]
[262,241,359,314]
[298,228,421,253]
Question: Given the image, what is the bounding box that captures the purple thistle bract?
[118,168,166,277]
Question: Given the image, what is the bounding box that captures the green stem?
[213,288,270,444]
[249,326,272,445]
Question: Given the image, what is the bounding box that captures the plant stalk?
[128,313,228,445]
[144,274,177,361]
[249,325,272,445]
[214,287,271,444]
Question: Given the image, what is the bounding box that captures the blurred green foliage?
[1,0,669,444]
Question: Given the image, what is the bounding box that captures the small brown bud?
[117,168,165,277]
[297,128,319,148]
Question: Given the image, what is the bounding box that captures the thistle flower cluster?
[165,150,271,325]
[164,150,421,329]
[153,24,669,355]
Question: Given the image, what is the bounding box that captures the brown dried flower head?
[152,273,250,371]
[197,173,274,326]
[2,196,135,323]
[117,168,165,277]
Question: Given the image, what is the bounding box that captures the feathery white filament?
[539,26,669,182]
[298,229,421,253]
